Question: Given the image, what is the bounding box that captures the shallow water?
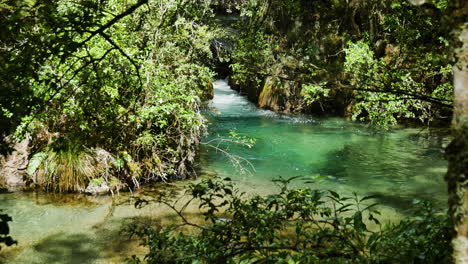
[0,184,191,263]
[201,79,449,212]
[0,79,450,263]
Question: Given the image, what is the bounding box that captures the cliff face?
[0,138,29,191]
[258,77,303,113]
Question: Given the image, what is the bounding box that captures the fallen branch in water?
[201,138,256,175]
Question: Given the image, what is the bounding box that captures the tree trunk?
[446,24,468,264]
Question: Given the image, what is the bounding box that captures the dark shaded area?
[0,211,16,251]
[366,192,434,213]
[214,59,231,79]
[30,217,146,263]
[33,233,99,264]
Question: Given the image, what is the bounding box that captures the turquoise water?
[201,79,449,212]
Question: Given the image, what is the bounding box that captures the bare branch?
[201,140,256,175]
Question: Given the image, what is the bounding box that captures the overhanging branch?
[77,0,149,49]
[234,70,453,108]
[99,31,143,87]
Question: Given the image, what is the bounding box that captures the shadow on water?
[32,233,99,264]
[365,192,433,213]
[315,131,447,210]
[9,216,150,264]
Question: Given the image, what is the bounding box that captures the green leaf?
[353,211,367,232]
[26,152,48,177]
[360,195,378,202]
[328,190,340,199]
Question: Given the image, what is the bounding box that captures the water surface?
[201,79,449,212]
[0,185,189,263]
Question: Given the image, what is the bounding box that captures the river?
[202,79,449,211]
[0,79,449,263]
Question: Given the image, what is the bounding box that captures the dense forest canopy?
[0,0,467,262]
[229,0,463,127]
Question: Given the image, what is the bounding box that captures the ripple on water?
[204,79,448,212]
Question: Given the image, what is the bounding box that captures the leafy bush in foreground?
[127,178,452,263]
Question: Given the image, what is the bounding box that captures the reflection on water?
[202,79,449,212]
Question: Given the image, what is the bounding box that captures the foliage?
[0,0,222,189]
[0,211,16,251]
[230,0,461,127]
[228,131,256,148]
[343,40,452,128]
[27,138,98,192]
[340,0,456,127]
[370,201,452,263]
[301,83,330,110]
[127,178,452,263]
[230,31,273,90]
[88,177,105,187]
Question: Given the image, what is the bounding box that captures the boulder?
[85,181,110,195]
[258,76,304,112]
[0,138,29,191]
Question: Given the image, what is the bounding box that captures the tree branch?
[47,47,117,103]
[234,70,452,108]
[77,0,149,48]
[338,84,453,108]
[99,31,143,87]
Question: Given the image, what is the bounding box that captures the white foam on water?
[211,79,269,117]
[211,79,319,122]
[212,79,233,92]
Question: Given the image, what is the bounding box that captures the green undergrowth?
[1,0,224,190]
[229,0,460,128]
[126,177,452,264]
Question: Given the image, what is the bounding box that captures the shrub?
[27,138,98,192]
[127,178,452,263]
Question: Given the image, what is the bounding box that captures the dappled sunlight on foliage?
[229,0,461,128]
[0,0,223,190]
[127,178,452,263]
